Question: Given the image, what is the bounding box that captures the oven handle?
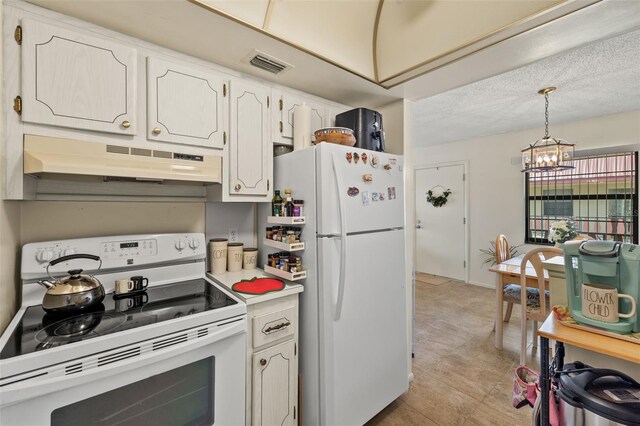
[0,319,245,406]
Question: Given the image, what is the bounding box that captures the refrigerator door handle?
[332,153,348,321]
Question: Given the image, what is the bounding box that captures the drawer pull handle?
[260,358,267,366]
[264,321,291,333]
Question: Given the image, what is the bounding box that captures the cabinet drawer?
[252,306,296,348]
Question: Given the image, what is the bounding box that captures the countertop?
[538,314,640,364]
[207,268,304,305]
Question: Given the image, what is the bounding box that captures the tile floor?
[367,278,541,426]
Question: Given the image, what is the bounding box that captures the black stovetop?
[0,279,237,359]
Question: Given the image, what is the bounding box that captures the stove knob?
[175,240,186,251]
[36,250,54,263]
[188,239,200,250]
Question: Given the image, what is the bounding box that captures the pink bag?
[512,365,540,408]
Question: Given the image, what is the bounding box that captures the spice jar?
[266,227,273,240]
[287,230,296,243]
[293,200,304,217]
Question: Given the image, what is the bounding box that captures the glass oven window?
[51,357,214,426]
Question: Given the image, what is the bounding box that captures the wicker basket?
[313,127,356,146]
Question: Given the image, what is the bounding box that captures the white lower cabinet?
[246,294,299,425]
[252,340,297,426]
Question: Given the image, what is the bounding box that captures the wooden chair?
[519,247,563,366]
[573,234,595,241]
[495,235,517,322]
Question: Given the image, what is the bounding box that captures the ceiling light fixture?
[521,86,575,173]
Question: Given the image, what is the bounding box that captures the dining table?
[489,255,549,350]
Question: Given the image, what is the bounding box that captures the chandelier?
[521,87,575,173]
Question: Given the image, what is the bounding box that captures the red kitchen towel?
[232,277,285,295]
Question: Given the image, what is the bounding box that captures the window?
[525,152,638,244]
[543,189,573,217]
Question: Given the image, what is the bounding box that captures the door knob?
[234,184,241,192]
[152,127,161,135]
[416,225,422,229]
[121,120,131,128]
[260,359,267,366]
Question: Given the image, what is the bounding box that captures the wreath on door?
[426,185,451,208]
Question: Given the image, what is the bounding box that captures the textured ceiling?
[412,29,640,148]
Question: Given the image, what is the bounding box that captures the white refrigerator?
[259,143,408,425]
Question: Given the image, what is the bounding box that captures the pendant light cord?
[544,92,550,139]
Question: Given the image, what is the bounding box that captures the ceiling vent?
[245,49,293,75]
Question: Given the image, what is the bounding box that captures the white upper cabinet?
[228,79,271,197]
[146,57,226,149]
[273,90,326,146]
[20,19,137,135]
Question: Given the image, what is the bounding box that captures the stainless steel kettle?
[38,254,105,314]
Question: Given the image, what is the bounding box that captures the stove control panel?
[174,238,201,252]
[22,233,207,280]
[34,245,78,263]
[100,239,157,260]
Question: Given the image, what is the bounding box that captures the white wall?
[413,110,640,288]
[0,0,22,333]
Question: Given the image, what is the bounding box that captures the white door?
[21,19,137,135]
[229,79,270,196]
[146,57,226,149]
[415,164,466,281]
[252,340,297,426]
[317,230,408,426]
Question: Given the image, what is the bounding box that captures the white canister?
[208,238,228,275]
[227,243,244,272]
[243,248,258,270]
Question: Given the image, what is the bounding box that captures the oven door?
[0,317,245,426]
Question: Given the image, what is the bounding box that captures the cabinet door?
[252,340,296,426]
[276,93,326,145]
[146,57,225,149]
[21,19,136,135]
[229,80,270,196]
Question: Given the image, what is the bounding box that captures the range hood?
[24,135,222,184]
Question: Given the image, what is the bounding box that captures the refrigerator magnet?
[353,152,360,164]
[363,174,373,183]
[388,186,396,200]
[372,192,379,202]
[384,164,392,171]
[346,152,353,163]
[347,187,360,197]
[362,153,368,164]
[370,154,379,168]
[362,191,370,205]
[389,158,397,165]
[379,192,385,201]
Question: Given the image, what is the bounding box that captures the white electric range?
[0,233,246,426]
